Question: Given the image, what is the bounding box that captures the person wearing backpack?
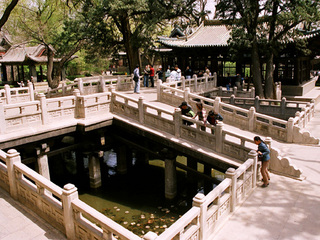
[179,101,194,126]
[133,65,140,94]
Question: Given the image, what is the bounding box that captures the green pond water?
[51,150,224,237]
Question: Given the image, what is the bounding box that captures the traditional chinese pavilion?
[0,43,65,85]
[158,20,320,88]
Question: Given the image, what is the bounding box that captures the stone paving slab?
[0,187,66,240]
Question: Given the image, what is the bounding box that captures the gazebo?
[0,43,64,85]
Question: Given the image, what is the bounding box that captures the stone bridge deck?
[1,87,320,239]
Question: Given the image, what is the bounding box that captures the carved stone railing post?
[248,107,256,131]
[225,168,236,212]
[214,97,221,114]
[77,78,84,95]
[184,87,190,102]
[216,122,223,153]
[193,193,206,240]
[28,81,35,101]
[218,86,223,96]
[254,96,260,112]
[99,75,106,93]
[287,117,294,143]
[265,137,272,152]
[230,94,235,105]
[109,87,115,113]
[174,108,181,138]
[138,96,144,124]
[62,183,78,240]
[248,150,258,186]
[157,79,162,102]
[73,89,81,119]
[143,231,158,240]
[61,82,66,96]
[250,87,255,98]
[280,97,286,116]
[181,76,186,90]
[6,149,21,200]
[205,74,208,89]
[38,93,48,125]
[233,86,237,96]
[311,100,315,117]
[0,100,5,134]
[4,84,11,104]
[193,74,198,92]
[213,72,217,87]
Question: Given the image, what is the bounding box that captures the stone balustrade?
[111,90,302,179]
[157,81,318,144]
[0,82,35,104]
[0,90,111,134]
[163,73,217,93]
[217,95,312,120]
[0,147,258,240]
[0,87,302,178]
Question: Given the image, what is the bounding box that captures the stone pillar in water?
[36,143,51,180]
[161,148,177,200]
[117,145,127,174]
[89,151,103,188]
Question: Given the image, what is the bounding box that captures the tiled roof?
[0,44,59,63]
[158,23,231,48]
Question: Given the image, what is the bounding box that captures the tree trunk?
[0,0,19,30]
[251,38,264,97]
[265,52,275,99]
[47,46,59,89]
[119,14,140,74]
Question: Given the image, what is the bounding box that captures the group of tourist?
[179,101,270,188]
[178,101,223,132]
[133,64,164,93]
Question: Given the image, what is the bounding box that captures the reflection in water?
[55,149,224,236]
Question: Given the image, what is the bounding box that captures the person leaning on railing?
[206,110,223,134]
[179,101,194,126]
[254,136,270,188]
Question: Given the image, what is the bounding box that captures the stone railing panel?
[46,96,77,122]
[111,93,139,121]
[0,151,9,192]
[156,207,200,240]
[202,179,232,238]
[77,92,111,119]
[14,162,65,233]
[143,103,175,135]
[4,101,42,131]
[72,199,141,240]
[221,131,252,162]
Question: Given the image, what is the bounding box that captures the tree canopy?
[215,0,320,98]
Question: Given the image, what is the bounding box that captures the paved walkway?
[1,86,320,239]
[0,187,66,240]
[212,101,320,240]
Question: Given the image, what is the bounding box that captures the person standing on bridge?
[193,102,207,131]
[149,65,155,87]
[254,136,270,187]
[143,65,150,87]
[133,65,140,94]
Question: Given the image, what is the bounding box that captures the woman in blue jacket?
[254,136,270,187]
